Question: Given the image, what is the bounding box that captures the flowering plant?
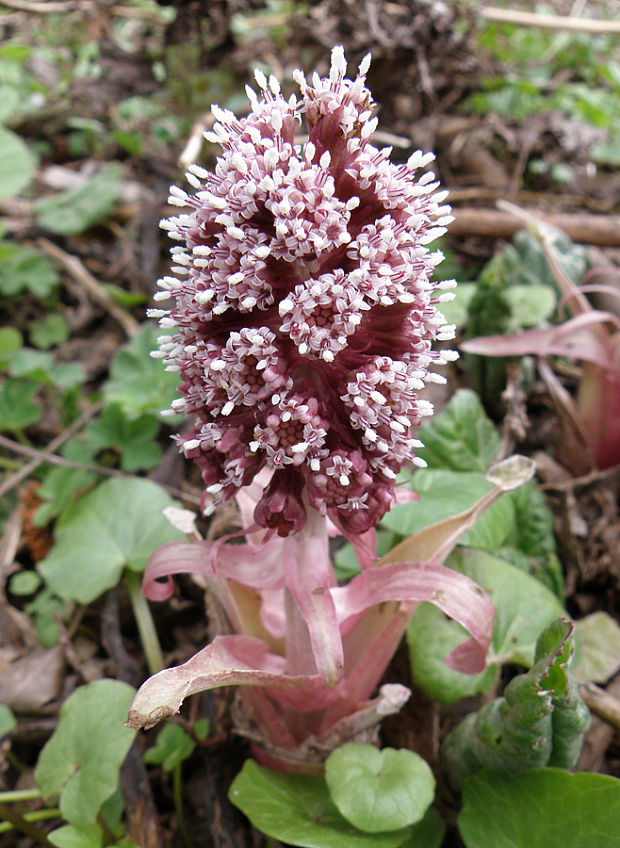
[128,48,531,768]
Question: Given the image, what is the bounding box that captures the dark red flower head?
[150,47,456,536]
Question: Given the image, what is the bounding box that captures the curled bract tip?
[486,454,536,491]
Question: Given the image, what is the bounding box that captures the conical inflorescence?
[151,47,456,536]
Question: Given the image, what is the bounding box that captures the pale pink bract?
[150,46,455,536]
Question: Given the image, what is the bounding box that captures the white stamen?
[358,53,371,76]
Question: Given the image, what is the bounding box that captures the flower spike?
[154,47,454,536]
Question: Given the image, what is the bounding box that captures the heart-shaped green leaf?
[38,478,185,603]
[325,744,435,833]
[229,759,411,848]
[0,126,34,200]
[0,378,42,431]
[35,680,136,827]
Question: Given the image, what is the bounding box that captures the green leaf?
[33,163,123,235]
[34,437,98,526]
[451,548,566,667]
[496,480,564,596]
[398,390,561,592]
[394,809,444,848]
[48,823,135,848]
[415,390,502,472]
[9,570,42,596]
[517,228,588,291]
[0,126,35,200]
[504,284,556,327]
[24,587,69,647]
[458,769,620,848]
[9,348,54,379]
[99,785,125,835]
[573,611,620,684]
[407,548,566,703]
[48,824,103,848]
[83,404,162,472]
[437,282,475,329]
[592,136,620,166]
[325,744,435,833]
[0,86,19,123]
[35,679,136,827]
[441,619,589,791]
[104,324,182,421]
[0,378,42,431]
[0,703,16,736]
[194,717,210,740]
[463,229,587,417]
[9,348,85,389]
[407,603,499,704]
[101,283,149,308]
[229,759,412,848]
[47,363,87,390]
[460,494,514,552]
[0,326,23,368]
[464,270,513,418]
[29,313,70,349]
[383,468,514,556]
[143,722,196,772]
[38,478,186,603]
[0,243,59,298]
[382,470,494,538]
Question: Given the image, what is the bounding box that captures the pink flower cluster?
[150,47,455,536]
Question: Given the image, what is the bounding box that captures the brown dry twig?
[0,400,104,500]
[0,435,202,506]
[0,0,84,10]
[448,208,620,247]
[580,682,620,731]
[480,6,620,35]
[539,464,620,493]
[36,238,140,339]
